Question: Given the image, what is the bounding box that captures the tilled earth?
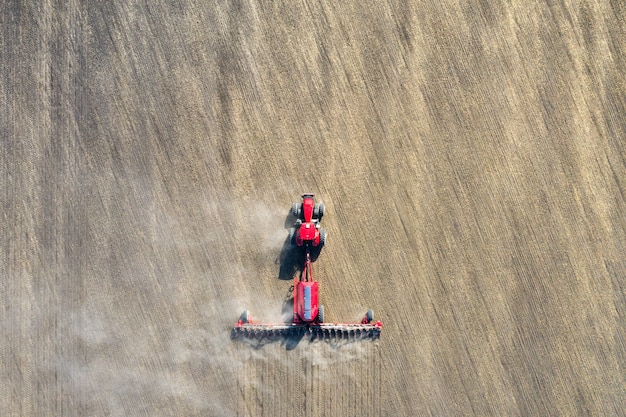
[2,1,625,416]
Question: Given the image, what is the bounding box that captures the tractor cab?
[301,194,316,223]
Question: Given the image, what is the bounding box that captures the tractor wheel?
[365,309,374,324]
[318,203,325,219]
[318,305,324,323]
[319,228,327,246]
[291,203,301,218]
[241,310,250,324]
[313,203,320,219]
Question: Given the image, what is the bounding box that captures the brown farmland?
[2,1,625,416]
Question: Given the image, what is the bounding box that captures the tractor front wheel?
[318,203,325,219]
[291,203,302,218]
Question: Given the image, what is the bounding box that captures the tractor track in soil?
[4,1,626,416]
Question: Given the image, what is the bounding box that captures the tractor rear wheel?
[365,310,374,324]
[319,228,327,246]
[318,305,324,323]
[318,203,325,219]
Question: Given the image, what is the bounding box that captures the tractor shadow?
[276,211,323,280]
[276,237,304,280]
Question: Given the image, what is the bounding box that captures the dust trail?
[47,294,254,416]
[33,179,295,416]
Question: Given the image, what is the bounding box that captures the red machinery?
[233,251,382,340]
[290,194,326,248]
[232,194,381,341]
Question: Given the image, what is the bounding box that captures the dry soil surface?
[2,1,626,416]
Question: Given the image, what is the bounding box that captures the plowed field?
[3,1,625,416]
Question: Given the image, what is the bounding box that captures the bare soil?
[2,1,625,416]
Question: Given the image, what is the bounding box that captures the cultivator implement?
[233,317,382,341]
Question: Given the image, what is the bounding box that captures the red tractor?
[233,251,382,340]
[290,193,326,249]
